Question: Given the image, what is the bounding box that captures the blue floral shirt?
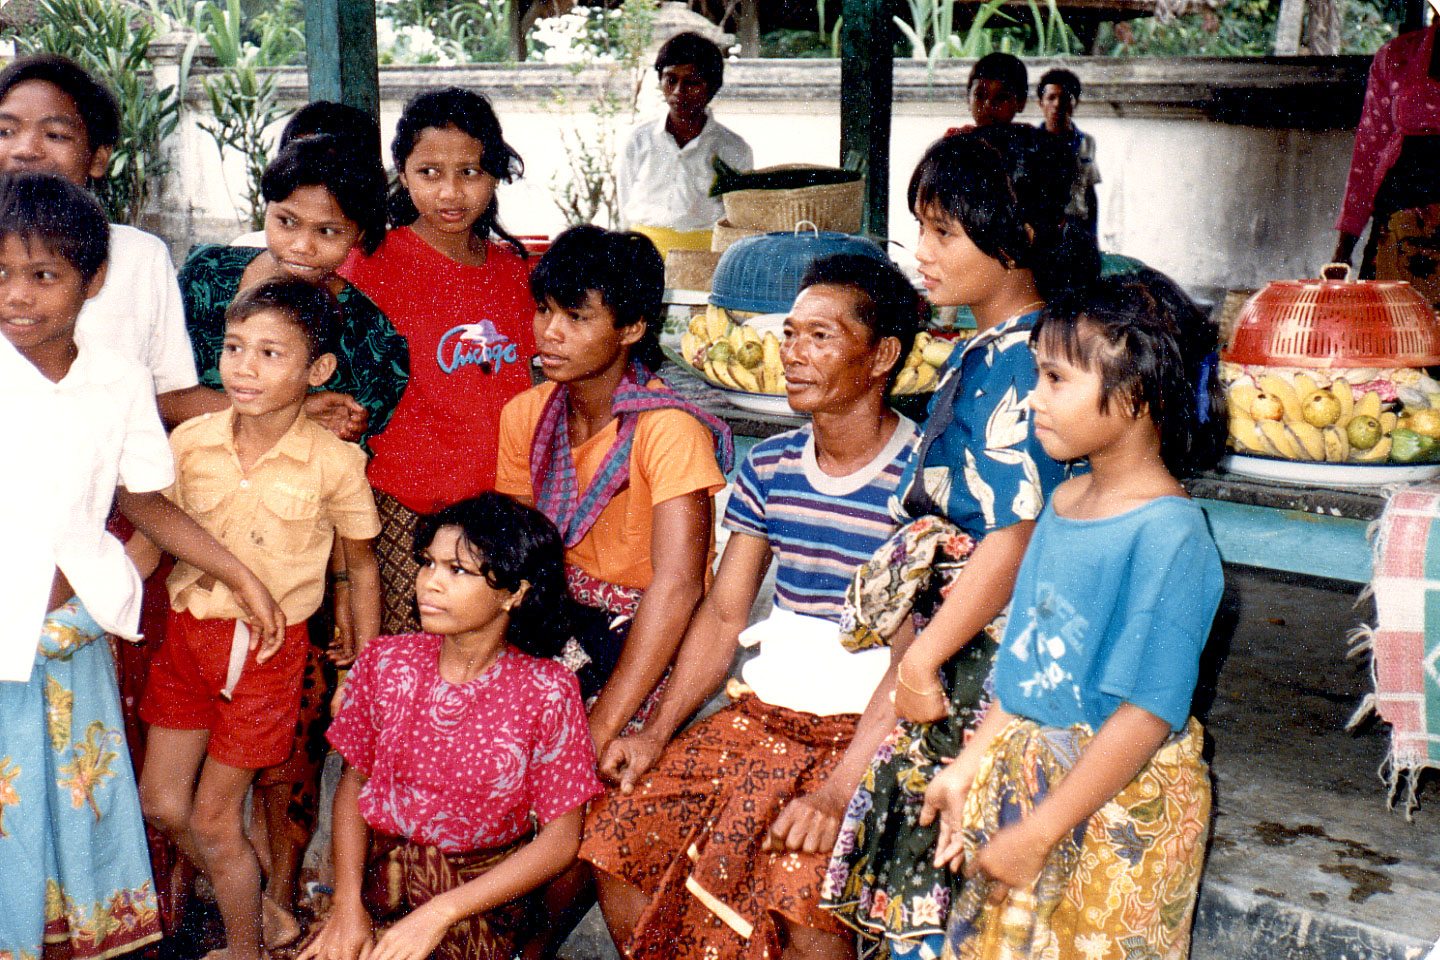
[894,310,1068,537]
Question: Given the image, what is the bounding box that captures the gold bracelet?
[897,661,943,698]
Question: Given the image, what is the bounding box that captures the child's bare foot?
[262,895,302,950]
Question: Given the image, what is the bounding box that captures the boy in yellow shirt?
[138,278,381,960]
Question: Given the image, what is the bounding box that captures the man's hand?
[304,391,368,441]
[762,785,848,855]
[598,733,667,795]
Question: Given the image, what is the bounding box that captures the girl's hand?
[305,391,368,442]
[297,898,374,960]
[894,656,947,724]
[762,783,848,854]
[369,899,453,960]
[919,756,977,871]
[965,818,1051,905]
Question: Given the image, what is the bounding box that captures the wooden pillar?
[303,0,380,116]
[840,0,892,238]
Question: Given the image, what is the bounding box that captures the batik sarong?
[581,693,857,960]
[374,490,423,636]
[942,717,1210,960]
[823,516,999,959]
[0,600,161,960]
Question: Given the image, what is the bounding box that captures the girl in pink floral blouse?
[299,493,602,960]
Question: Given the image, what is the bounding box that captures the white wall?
[154,58,1363,302]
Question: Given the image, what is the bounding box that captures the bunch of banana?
[1226,372,1397,463]
[678,305,960,396]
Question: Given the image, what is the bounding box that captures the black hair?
[411,493,570,657]
[798,252,924,391]
[0,171,108,282]
[1033,268,1226,477]
[968,52,1027,99]
[0,54,119,154]
[280,101,381,156]
[388,87,527,258]
[529,225,666,370]
[1037,67,1082,102]
[261,133,387,255]
[654,32,724,93]
[225,276,341,363]
[909,128,1098,302]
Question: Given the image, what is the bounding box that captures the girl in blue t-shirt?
[920,270,1226,960]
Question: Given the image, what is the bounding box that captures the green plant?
[192,0,289,229]
[895,0,1078,62]
[15,0,187,224]
[545,0,656,225]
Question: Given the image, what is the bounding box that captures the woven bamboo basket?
[664,249,721,291]
[722,166,865,234]
[710,218,765,253]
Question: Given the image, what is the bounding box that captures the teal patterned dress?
[821,311,1070,959]
[179,244,410,449]
[0,601,161,960]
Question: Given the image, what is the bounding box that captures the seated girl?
[923,270,1226,959]
[180,132,409,449]
[297,493,602,960]
[496,224,731,750]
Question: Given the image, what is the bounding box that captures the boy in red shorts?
[138,278,381,960]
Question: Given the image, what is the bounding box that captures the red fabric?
[1338,26,1440,236]
[339,227,536,513]
[327,635,603,853]
[139,609,311,769]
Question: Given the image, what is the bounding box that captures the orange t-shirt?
[496,381,727,591]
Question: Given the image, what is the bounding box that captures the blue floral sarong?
[0,599,160,960]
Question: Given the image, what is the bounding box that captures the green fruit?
[706,341,733,365]
[735,342,764,369]
[1389,428,1438,464]
[1346,414,1382,451]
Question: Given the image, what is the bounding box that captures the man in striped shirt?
[580,253,924,960]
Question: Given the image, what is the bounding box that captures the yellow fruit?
[1288,420,1326,460]
[680,332,700,366]
[893,367,918,395]
[1408,408,1440,439]
[762,332,781,369]
[762,366,785,394]
[1301,390,1342,428]
[1251,393,1284,421]
[688,315,708,337]
[1355,390,1382,421]
[1258,419,1304,459]
[922,339,954,367]
[741,324,761,345]
[729,361,761,393]
[1380,411,1399,433]
[1322,425,1350,463]
[1228,382,1261,417]
[707,359,740,390]
[728,324,746,352]
[1331,377,1354,425]
[1294,373,1320,400]
[1258,375,1303,423]
[1229,415,1270,454]
[913,364,937,392]
[704,305,729,341]
[1355,436,1392,462]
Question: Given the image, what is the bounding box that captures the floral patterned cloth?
[179,243,411,450]
[581,694,857,960]
[0,600,161,960]
[823,516,999,959]
[941,717,1210,960]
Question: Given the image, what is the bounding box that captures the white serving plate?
[712,386,800,417]
[1222,454,1440,486]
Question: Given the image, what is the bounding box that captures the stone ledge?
[181,56,1370,128]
